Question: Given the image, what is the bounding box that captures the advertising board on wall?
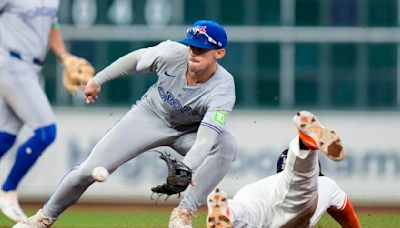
[0,109,398,205]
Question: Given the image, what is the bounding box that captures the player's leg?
[0,131,17,159]
[0,59,22,161]
[0,60,19,161]
[0,59,56,222]
[0,98,19,160]
[3,124,56,191]
[178,128,238,210]
[0,98,26,222]
[169,128,238,227]
[275,111,345,227]
[1,59,57,192]
[14,106,177,227]
[273,135,319,228]
[1,89,56,191]
[207,181,274,228]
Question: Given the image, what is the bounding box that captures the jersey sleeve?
[52,17,59,28]
[201,79,236,133]
[135,44,162,73]
[136,40,186,74]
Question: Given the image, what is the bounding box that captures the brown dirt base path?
[21,202,400,214]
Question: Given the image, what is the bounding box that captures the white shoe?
[293,111,345,161]
[0,190,27,222]
[206,188,232,228]
[168,207,193,228]
[13,209,54,228]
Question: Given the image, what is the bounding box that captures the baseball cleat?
[169,207,193,228]
[293,111,345,161]
[207,188,232,228]
[0,190,27,222]
[13,209,53,228]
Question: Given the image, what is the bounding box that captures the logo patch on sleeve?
[212,110,227,127]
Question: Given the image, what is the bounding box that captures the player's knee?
[75,171,95,184]
[75,165,97,183]
[34,124,57,147]
[64,165,96,189]
[0,132,17,153]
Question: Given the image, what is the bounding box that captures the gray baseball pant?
[43,106,238,220]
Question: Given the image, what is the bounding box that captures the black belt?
[9,51,44,66]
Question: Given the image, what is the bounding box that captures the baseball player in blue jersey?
[0,0,94,222]
[206,111,347,228]
[14,20,238,228]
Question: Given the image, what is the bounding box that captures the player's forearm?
[92,49,146,86]
[182,125,219,170]
[48,26,70,62]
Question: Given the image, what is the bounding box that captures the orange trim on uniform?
[339,196,349,211]
[297,130,318,150]
[328,196,360,228]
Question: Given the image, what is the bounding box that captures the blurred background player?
[14,20,238,228]
[277,149,360,227]
[206,111,349,228]
[0,0,93,222]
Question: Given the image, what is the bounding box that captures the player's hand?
[62,54,95,96]
[84,79,101,104]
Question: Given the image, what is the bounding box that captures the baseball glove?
[62,55,95,95]
[151,152,192,198]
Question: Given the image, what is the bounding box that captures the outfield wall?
[0,108,399,205]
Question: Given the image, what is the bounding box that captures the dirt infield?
[353,206,400,215]
[22,201,400,214]
[23,201,205,212]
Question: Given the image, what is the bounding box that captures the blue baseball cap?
[179,20,227,49]
[276,149,324,176]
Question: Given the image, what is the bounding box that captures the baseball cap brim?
[178,38,219,49]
